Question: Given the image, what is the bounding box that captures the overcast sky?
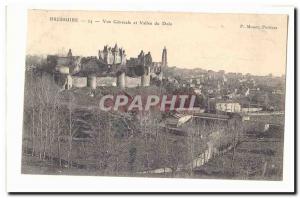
[27,10,288,76]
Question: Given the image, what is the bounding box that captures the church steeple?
[162,46,167,67]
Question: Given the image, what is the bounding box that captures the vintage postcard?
[21,9,288,182]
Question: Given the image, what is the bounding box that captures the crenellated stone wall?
[126,76,141,88]
[97,76,117,87]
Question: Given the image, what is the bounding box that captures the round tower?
[117,72,126,89]
[87,75,97,89]
[141,66,150,87]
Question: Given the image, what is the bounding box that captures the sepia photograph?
[20,9,289,182]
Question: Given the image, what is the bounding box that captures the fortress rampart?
[48,45,166,89]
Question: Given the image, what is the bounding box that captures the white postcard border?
[6,1,295,192]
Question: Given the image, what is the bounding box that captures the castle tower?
[87,75,97,89]
[113,43,119,64]
[161,46,167,67]
[117,72,126,89]
[141,66,151,87]
[67,49,72,57]
[121,49,126,65]
[98,50,102,60]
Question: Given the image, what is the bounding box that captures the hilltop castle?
[47,44,167,90]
